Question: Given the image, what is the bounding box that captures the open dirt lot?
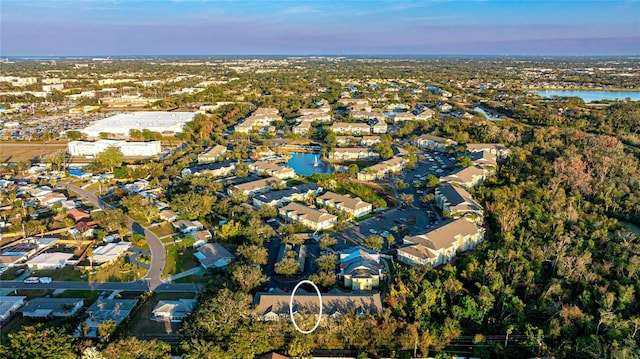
[0,143,67,163]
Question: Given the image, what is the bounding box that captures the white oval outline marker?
[289,279,323,334]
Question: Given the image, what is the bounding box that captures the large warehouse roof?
[81,112,196,138]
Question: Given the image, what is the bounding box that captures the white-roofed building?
[152,299,197,322]
[68,140,162,157]
[92,242,132,264]
[26,252,74,270]
[79,112,195,138]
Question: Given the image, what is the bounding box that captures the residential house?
[22,298,84,319]
[197,145,227,163]
[249,161,296,179]
[182,159,237,177]
[413,134,458,151]
[194,242,235,269]
[339,247,384,290]
[328,148,379,161]
[152,299,197,322]
[124,179,149,194]
[279,202,337,231]
[75,299,137,338]
[40,192,67,207]
[228,177,285,196]
[397,218,484,267]
[69,221,97,237]
[435,185,483,218]
[173,219,204,234]
[316,191,373,218]
[254,290,382,321]
[192,230,212,247]
[252,183,320,208]
[441,166,487,188]
[466,143,510,160]
[357,157,406,181]
[330,122,371,136]
[66,209,90,223]
[29,186,53,198]
[92,242,132,264]
[26,252,74,270]
[159,209,178,222]
[0,296,26,323]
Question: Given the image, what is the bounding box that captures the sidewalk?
[165,266,205,282]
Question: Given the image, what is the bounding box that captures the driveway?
[62,183,166,291]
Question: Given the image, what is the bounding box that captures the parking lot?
[333,149,455,250]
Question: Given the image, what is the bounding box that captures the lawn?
[56,289,103,304]
[150,222,175,237]
[0,266,27,280]
[161,245,198,279]
[126,292,196,340]
[31,266,85,282]
[88,257,147,282]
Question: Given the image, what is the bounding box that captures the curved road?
[62,183,166,291]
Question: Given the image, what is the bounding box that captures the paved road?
[0,280,203,293]
[62,183,166,291]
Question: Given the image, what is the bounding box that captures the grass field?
[161,245,198,279]
[0,143,67,163]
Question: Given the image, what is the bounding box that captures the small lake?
[288,152,339,176]
[533,90,640,103]
[620,221,640,235]
[473,106,501,121]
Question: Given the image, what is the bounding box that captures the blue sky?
[1,0,638,56]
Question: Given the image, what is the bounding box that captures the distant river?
[288,152,341,176]
[533,90,640,103]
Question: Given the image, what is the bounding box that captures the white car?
[24,277,40,284]
[39,277,52,284]
[369,228,378,234]
[380,231,390,237]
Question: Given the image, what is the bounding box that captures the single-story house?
[159,209,178,222]
[0,296,27,323]
[67,208,91,223]
[151,299,197,322]
[26,252,74,270]
[21,298,84,319]
[192,230,212,247]
[173,219,204,234]
[91,242,132,264]
[75,299,137,338]
[194,242,235,269]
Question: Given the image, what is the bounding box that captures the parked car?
[369,228,378,234]
[24,277,40,284]
[14,268,26,276]
[39,277,52,284]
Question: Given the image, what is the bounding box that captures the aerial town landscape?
[1,1,639,359]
